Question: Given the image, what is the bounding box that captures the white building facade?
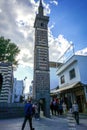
[12,78,24,103]
[56,55,87,112]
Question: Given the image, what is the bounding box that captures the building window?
[60,75,65,84]
[41,23,44,27]
[69,68,76,80]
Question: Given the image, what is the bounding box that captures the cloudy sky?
[0,0,87,91]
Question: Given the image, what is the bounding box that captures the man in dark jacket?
[22,99,34,130]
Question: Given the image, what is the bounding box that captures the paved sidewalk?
[0,116,68,130]
[0,115,87,130]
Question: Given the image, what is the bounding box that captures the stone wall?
[0,103,24,119]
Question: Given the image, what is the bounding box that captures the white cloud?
[75,48,87,56]
[0,0,35,67]
[1,0,86,71]
[48,28,71,62]
[1,0,87,90]
[50,0,58,5]
[0,0,72,69]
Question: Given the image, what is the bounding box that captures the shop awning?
[51,81,84,94]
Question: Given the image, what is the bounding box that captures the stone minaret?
[33,0,50,117]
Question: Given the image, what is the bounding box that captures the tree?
[0,36,20,67]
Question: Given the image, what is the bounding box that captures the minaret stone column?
[33,0,50,117]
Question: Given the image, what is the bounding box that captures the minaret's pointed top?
[40,0,42,7]
[38,0,43,16]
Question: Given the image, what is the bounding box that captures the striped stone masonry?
[67,111,76,130]
[0,62,13,103]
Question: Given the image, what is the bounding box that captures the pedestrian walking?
[72,101,79,125]
[58,100,63,115]
[34,103,40,120]
[62,102,67,114]
[21,99,35,130]
[53,99,58,115]
[50,101,54,115]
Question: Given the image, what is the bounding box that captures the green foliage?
[0,36,20,67]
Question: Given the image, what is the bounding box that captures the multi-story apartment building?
[56,55,87,112]
[12,78,24,103]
